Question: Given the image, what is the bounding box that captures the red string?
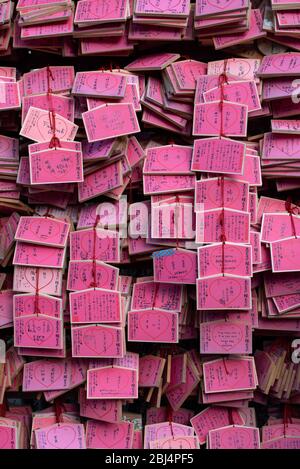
[175,194,180,249]
[283,404,292,437]
[152,282,159,310]
[110,62,120,73]
[46,65,54,93]
[285,197,298,238]
[34,268,40,316]
[46,66,61,150]
[223,357,229,375]
[90,215,100,288]
[219,59,229,138]
[167,406,174,439]
[0,400,7,417]
[48,113,61,149]
[44,207,55,219]
[127,174,133,209]
[54,398,65,424]
[218,176,226,276]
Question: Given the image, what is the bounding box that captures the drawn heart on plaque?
[78,264,109,288]
[156,424,186,440]
[0,427,9,449]
[228,59,252,79]
[76,264,94,286]
[24,269,55,292]
[96,423,127,448]
[36,114,69,142]
[0,138,11,155]
[207,180,241,207]
[220,427,252,449]
[86,74,119,94]
[220,360,246,387]
[25,318,54,345]
[211,323,243,351]
[273,81,294,93]
[23,296,54,316]
[20,245,55,264]
[275,137,300,157]
[164,252,194,279]
[149,0,182,12]
[206,103,239,134]
[79,231,110,260]
[33,97,65,118]
[139,311,170,340]
[271,55,299,73]
[92,401,113,420]
[87,0,115,19]
[181,63,206,86]
[33,361,63,387]
[227,83,252,106]
[82,327,114,355]
[97,367,130,393]
[160,437,195,449]
[29,218,60,240]
[206,0,234,10]
[46,425,77,449]
[209,278,242,306]
[210,245,243,272]
[156,148,190,170]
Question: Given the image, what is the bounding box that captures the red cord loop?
[34,268,40,316]
[175,194,180,249]
[46,66,61,149]
[218,176,226,274]
[219,60,229,137]
[285,197,298,238]
[283,404,292,437]
[223,357,229,375]
[167,406,174,439]
[90,215,101,288]
[0,400,7,417]
[55,399,65,424]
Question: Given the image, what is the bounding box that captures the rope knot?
[49,135,61,149]
[285,197,298,238]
